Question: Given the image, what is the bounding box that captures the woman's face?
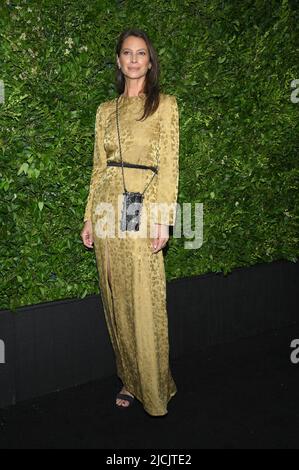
[117,36,151,80]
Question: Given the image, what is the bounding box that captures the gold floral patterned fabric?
[83,93,179,416]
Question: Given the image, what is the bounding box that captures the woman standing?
[81,29,180,416]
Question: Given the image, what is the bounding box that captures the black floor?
[0,324,298,449]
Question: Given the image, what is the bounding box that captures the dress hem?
[117,374,177,417]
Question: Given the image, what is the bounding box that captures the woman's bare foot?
[116,386,134,407]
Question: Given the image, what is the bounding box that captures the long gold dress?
[83,92,180,416]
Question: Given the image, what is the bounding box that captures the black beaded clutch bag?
[120,190,144,232]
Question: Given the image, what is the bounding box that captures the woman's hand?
[81,220,94,249]
[151,223,169,253]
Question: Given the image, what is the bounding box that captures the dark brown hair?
[115,28,161,121]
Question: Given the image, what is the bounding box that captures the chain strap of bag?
[116,95,158,196]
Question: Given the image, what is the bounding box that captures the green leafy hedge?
[0,0,298,311]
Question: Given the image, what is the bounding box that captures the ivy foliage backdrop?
[0,0,298,311]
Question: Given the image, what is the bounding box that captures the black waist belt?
[107,160,158,174]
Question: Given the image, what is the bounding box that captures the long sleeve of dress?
[83,103,107,222]
[155,95,180,226]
